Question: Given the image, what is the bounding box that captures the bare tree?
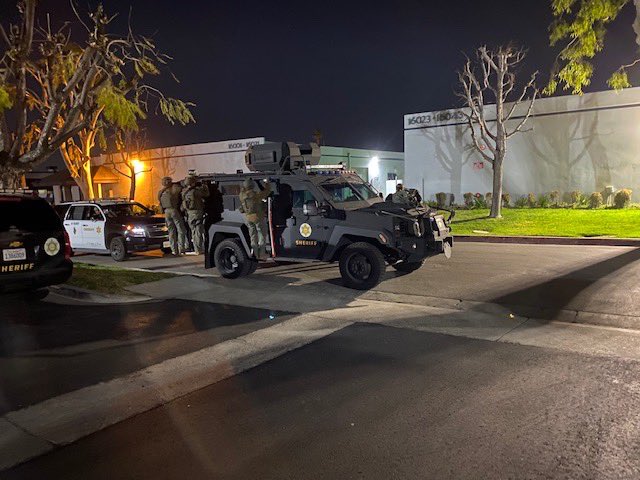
[458,45,538,218]
[0,1,194,191]
[107,130,151,200]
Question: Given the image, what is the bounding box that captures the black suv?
[58,200,170,261]
[199,142,453,290]
[0,194,73,295]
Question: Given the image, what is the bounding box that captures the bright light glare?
[131,159,144,174]
[369,156,380,178]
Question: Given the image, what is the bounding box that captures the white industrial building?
[404,87,640,202]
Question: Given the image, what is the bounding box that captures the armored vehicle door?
[270,182,330,260]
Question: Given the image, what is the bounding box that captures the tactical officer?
[392,183,412,205]
[239,177,271,260]
[181,175,210,255]
[158,176,188,255]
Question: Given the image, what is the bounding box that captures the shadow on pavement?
[487,247,640,319]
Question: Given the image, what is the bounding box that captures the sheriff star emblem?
[299,223,312,238]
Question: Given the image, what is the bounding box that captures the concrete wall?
[404,87,640,202]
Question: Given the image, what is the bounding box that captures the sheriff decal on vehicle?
[299,223,312,238]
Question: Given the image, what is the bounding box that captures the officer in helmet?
[239,177,271,260]
[158,176,188,255]
[181,175,209,255]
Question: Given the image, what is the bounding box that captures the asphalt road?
[77,243,640,320]
[0,298,293,414]
[6,323,640,480]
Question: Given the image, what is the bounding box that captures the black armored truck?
[199,141,453,290]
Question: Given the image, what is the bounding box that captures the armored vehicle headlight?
[413,221,423,238]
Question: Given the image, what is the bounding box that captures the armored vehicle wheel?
[110,236,128,262]
[339,242,386,290]
[247,258,259,275]
[392,260,424,273]
[214,238,253,279]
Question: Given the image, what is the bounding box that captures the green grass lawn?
[448,208,640,238]
[65,263,175,295]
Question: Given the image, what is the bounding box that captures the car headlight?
[126,225,146,236]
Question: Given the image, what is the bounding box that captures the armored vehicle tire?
[339,242,386,290]
[214,238,253,279]
[110,236,128,262]
[392,260,424,273]
[247,259,259,275]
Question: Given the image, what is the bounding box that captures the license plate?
[3,248,27,261]
[162,241,170,248]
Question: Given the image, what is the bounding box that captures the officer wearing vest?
[158,176,188,255]
[392,183,412,205]
[239,178,271,260]
[181,175,210,255]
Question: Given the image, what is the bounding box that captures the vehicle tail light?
[64,231,72,260]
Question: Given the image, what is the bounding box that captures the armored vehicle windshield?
[316,174,383,210]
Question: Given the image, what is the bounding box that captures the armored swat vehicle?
[199,141,453,290]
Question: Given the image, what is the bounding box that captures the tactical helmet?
[243,178,254,189]
[185,175,197,186]
[161,176,173,187]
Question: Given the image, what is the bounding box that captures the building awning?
[32,170,76,188]
[32,166,120,188]
[92,165,119,184]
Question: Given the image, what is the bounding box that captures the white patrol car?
[57,199,170,261]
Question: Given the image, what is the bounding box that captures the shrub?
[538,194,550,208]
[435,192,447,207]
[549,190,560,206]
[463,192,474,208]
[614,189,632,209]
[514,196,528,208]
[527,192,536,208]
[562,192,573,205]
[570,190,583,206]
[588,192,603,209]
[473,192,487,209]
[501,192,511,207]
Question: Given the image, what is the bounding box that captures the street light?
[369,156,380,178]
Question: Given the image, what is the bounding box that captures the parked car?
[0,193,73,295]
[57,199,170,261]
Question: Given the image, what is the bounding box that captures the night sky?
[4,0,640,153]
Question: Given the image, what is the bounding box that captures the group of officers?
[157,175,210,255]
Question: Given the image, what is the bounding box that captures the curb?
[455,235,640,247]
[49,285,152,305]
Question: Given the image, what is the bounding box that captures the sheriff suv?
[58,200,170,261]
[0,193,73,296]
[199,142,453,290]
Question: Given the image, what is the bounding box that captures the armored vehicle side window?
[220,182,242,211]
[292,190,317,209]
[220,184,241,196]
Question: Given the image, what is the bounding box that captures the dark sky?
[5,0,640,152]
